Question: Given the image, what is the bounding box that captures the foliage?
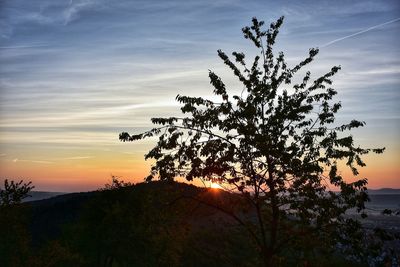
[100,175,133,191]
[120,17,385,265]
[0,179,34,206]
[29,241,83,267]
[0,179,34,267]
[0,206,31,267]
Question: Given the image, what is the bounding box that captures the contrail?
[321,17,400,48]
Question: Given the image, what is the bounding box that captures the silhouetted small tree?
[120,17,384,266]
[100,175,133,191]
[0,179,34,206]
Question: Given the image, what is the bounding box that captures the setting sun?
[210,182,223,189]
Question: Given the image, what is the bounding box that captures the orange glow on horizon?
[0,146,398,192]
[210,182,223,189]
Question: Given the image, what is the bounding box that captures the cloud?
[321,17,400,47]
[62,156,93,160]
[8,156,92,163]
[30,160,54,164]
[0,44,50,49]
[348,67,400,76]
[0,0,105,39]
[5,154,94,164]
[63,0,103,25]
[12,158,54,164]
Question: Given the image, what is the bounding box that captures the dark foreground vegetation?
[1,180,383,267]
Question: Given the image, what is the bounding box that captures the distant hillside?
[22,187,399,203]
[367,188,400,195]
[22,191,66,202]
[21,181,256,267]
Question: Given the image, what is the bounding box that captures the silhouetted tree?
[120,17,384,266]
[100,175,133,191]
[0,179,34,206]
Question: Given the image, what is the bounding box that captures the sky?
[0,0,399,192]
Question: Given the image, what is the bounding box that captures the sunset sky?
[0,0,399,191]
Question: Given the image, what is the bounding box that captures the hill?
[22,191,66,202]
[367,188,400,195]
[2,181,257,267]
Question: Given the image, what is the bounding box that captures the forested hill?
[22,191,66,202]
[27,181,237,245]
[3,181,259,267]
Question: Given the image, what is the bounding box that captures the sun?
[210,182,223,189]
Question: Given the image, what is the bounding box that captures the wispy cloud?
[0,44,50,49]
[63,0,104,25]
[321,17,400,47]
[348,67,400,76]
[12,158,54,164]
[0,0,105,39]
[9,156,92,164]
[62,156,93,160]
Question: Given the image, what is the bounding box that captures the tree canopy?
[120,17,385,266]
[0,179,34,207]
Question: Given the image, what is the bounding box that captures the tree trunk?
[267,156,279,266]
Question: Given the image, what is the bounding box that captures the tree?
[120,17,384,266]
[0,179,34,206]
[100,175,133,191]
